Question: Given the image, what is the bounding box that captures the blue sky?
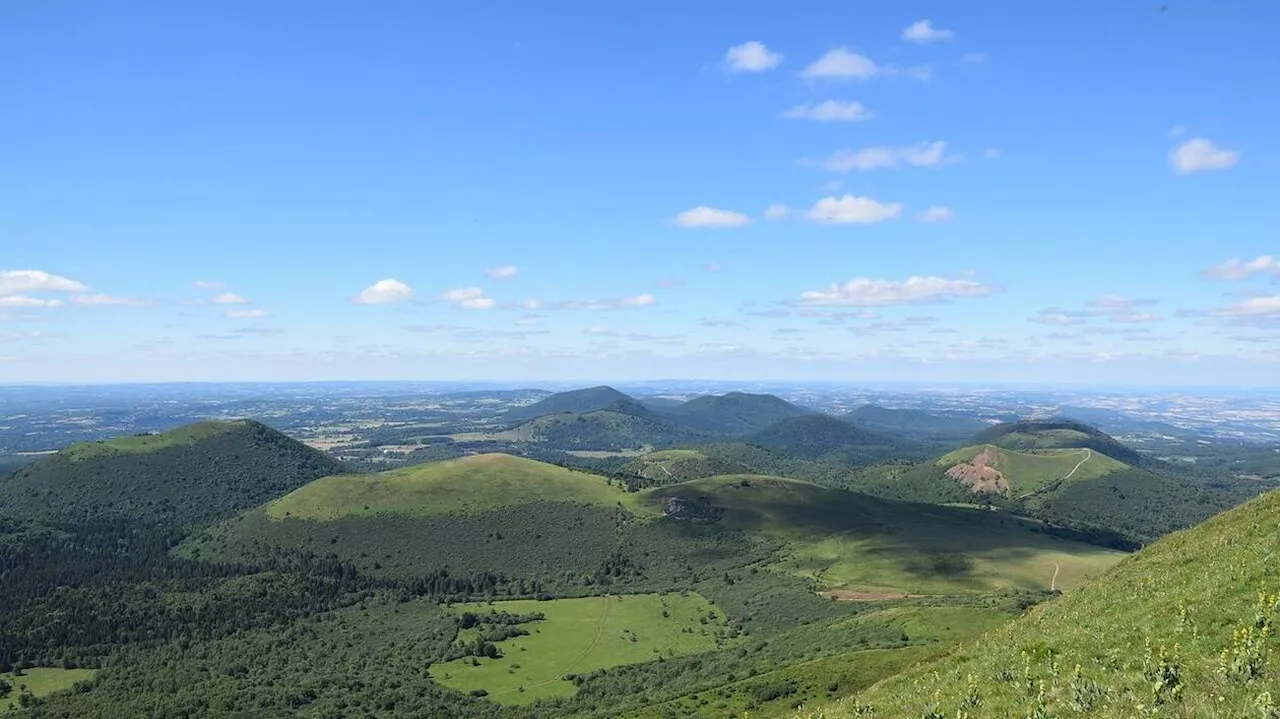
[2,0,1278,385]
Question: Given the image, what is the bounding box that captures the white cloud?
[0,270,87,295]
[805,195,903,225]
[1030,311,1084,326]
[211,292,248,305]
[902,19,954,43]
[821,141,951,172]
[673,206,751,228]
[354,279,413,305]
[1169,138,1239,174]
[917,205,954,223]
[1204,255,1280,281]
[441,287,495,310]
[192,280,226,289]
[551,294,658,310]
[485,265,519,279]
[70,294,150,307]
[225,309,268,319]
[1218,296,1280,317]
[800,276,996,306]
[520,298,542,310]
[764,204,792,220]
[620,294,656,307]
[724,41,782,72]
[780,100,872,122]
[0,295,64,308]
[802,48,878,80]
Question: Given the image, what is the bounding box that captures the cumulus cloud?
[1169,138,1239,174]
[902,19,954,43]
[0,270,87,295]
[485,265,519,279]
[0,295,63,308]
[192,280,226,289]
[802,48,878,79]
[799,276,996,306]
[354,279,413,305]
[764,204,792,220]
[673,206,751,228]
[1204,255,1280,281]
[211,292,248,305]
[780,100,872,122]
[805,195,902,224]
[820,141,952,172]
[70,294,151,307]
[724,41,782,72]
[917,205,954,223]
[225,309,268,319]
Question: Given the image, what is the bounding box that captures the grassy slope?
[934,444,1127,495]
[430,593,731,705]
[1,667,97,711]
[0,420,345,527]
[265,453,642,520]
[641,476,1122,595]
[830,487,1280,718]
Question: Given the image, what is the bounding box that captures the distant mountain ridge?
[503,385,633,424]
[661,391,810,435]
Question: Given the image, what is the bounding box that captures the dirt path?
[1051,562,1061,592]
[1014,449,1092,501]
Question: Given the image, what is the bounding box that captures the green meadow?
[429,593,733,704]
[1,667,96,711]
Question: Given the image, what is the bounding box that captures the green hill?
[504,385,633,424]
[837,487,1280,718]
[663,392,810,435]
[975,419,1145,465]
[846,405,988,442]
[517,405,698,450]
[850,436,1235,545]
[0,420,345,527]
[265,452,637,520]
[747,414,921,465]
[620,448,757,485]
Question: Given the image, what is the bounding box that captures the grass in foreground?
[1,667,96,711]
[821,487,1280,718]
[429,593,733,705]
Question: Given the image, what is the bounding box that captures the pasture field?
[936,444,1125,494]
[429,593,733,704]
[1,667,96,711]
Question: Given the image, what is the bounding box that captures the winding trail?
[1013,449,1093,501]
[1051,562,1061,592]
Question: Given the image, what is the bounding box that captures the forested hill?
[842,486,1280,717]
[503,386,631,424]
[973,420,1145,465]
[0,419,346,527]
[662,392,810,435]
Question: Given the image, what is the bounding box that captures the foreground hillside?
[827,487,1280,718]
[0,420,345,526]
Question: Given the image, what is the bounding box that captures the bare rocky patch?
[945,446,1008,494]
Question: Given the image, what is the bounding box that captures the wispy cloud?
[211,292,248,305]
[0,270,87,295]
[764,204,792,220]
[192,280,226,290]
[70,294,152,307]
[1204,255,1279,281]
[780,100,872,122]
[549,294,656,310]
[799,276,996,306]
[818,141,954,172]
[225,308,268,319]
[441,287,496,310]
[916,205,954,223]
[902,19,954,44]
[0,295,63,308]
[485,265,519,279]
